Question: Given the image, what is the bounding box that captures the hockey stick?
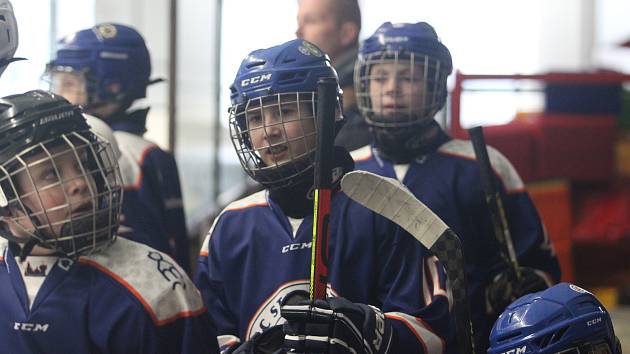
[468,126,521,282]
[309,77,338,300]
[341,170,475,354]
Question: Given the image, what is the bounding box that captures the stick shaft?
[310,77,337,300]
[468,126,521,281]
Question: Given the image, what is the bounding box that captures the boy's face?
[50,71,121,119]
[368,61,428,118]
[10,142,97,239]
[245,95,316,167]
[51,71,89,107]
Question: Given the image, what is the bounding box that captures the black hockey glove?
[485,266,551,315]
[281,297,393,354]
[227,325,285,354]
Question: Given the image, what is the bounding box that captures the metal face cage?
[355,51,448,128]
[229,92,318,190]
[0,130,123,257]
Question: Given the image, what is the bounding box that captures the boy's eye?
[372,74,388,82]
[280,107,297,116]
[247,113,262,127]
[40,168,59,183]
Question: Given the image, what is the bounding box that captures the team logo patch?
[24,262,48,277]
[298,41,323,57]
[246,280,338,339]
[94,24,118,39]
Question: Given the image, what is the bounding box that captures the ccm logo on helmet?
[501,346,526,354]
[241,73,272,87]
[587,317,602,326]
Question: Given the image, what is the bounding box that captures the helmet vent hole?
[278,71,306,84]
[245,59,266,69]
[58,49,91,60]
[535,326,569,349]
[495,331,523,344]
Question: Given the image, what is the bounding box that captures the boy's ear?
[339,21,359,48]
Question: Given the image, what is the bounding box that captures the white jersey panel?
[439,139,524,191]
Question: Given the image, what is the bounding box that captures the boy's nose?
[66,175,89,196]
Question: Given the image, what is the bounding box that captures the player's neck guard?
[372,119,447,164]
[269,146,354,219]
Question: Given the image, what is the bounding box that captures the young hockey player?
[352,21,561,351]
[194,39,455,353]
[0,90,217,353]
[0,0,19,78]
[45,23,191,273]
[488,283,622,354]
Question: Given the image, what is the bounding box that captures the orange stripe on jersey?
[225,202,269,211]
[199,250,208,257]
[124,144,158,191]
[386,312,445,354]
[79,258,206,326]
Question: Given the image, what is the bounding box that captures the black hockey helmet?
[0,90,123,258]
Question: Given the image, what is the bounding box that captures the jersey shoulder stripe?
[386,312,445,354]
[438,139,524,192]
[349,145,372,162]
[80,237,205,326]
[114,131,160,189]
[199,189,269,256]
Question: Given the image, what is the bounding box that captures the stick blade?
[341,170,447,249]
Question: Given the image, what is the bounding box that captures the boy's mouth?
[263,144,290,164]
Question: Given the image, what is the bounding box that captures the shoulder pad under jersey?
[439,139,524,191]
[80,237,204,326]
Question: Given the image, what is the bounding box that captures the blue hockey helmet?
[228,39,343,190]
[46,23,152,108]
[0,0,20,77]
[354,21,453,163]
[355,21,452,126]
[488,283,621,354]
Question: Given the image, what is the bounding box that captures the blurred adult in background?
[45,23,191,273]
[296,0,371,151]
[0,0,20,78]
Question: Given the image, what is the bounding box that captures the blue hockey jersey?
[195,189,455,354]
[351,129,561,351]
[111,110,191,274]
[0,237,217,354]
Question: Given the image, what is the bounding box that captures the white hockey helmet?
[0,0,18,77]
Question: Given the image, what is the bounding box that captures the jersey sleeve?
[88,290,218,354]
[377,226,455,354]
[144,148,191,274]
[194,219,242,353]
